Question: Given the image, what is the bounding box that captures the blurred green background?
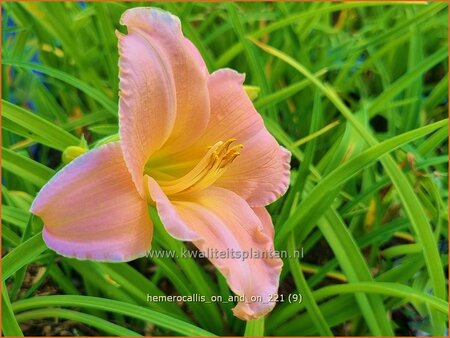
[2,2,448,336]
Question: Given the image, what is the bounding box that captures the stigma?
[157,138,243,195]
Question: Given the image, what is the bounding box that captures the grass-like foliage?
[2,2,448,336]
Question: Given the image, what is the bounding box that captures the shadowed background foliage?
[2,2,448,336]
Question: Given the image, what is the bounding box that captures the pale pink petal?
[184,38,209,76]
[233,206,281,319]
[147,177,283,320]
[118,30,176,197]
[202,69,291,206]
[121,8,210,154]
[31,143,152,262]
[146,175,199,240]
[252,206,275,238]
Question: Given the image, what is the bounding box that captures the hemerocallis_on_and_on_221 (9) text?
[30,7,291,320]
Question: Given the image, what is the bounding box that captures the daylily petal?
[118,29,176,197]
[201,69,291,206]
[252,206,275,238]
[147,177,283,320]
[121,7,210,154]
[146,175,199,240]
[217,128,291,207]
[31,143,152,262]
[233,206,281,319]
[183,37,209,76]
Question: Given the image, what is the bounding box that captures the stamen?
[157,138,243,195]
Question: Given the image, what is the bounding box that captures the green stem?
[244,317,264,336]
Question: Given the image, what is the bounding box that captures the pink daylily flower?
[31,7,291,320]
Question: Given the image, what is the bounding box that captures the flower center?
[156,138,243,196]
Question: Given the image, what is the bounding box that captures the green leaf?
[368,47,447,118]
[217,2,414,67]
[15,309,140,336]
[2,60,117,115]
[320,209,394,335]
[253,39,447,333]
[2,232,48,281]
[2,100,79,151]
[2,205,29,230]
[2,225,21,246]
[2,148,55,188]
[288,234,333,336]
[2,282,23,336]
[12,295,216,336]
[89,124,118,135]
[313,282,448,314]
[99,263,189,320]
[276,119,447,243]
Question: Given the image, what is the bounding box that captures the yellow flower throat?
[154,138,243,196]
